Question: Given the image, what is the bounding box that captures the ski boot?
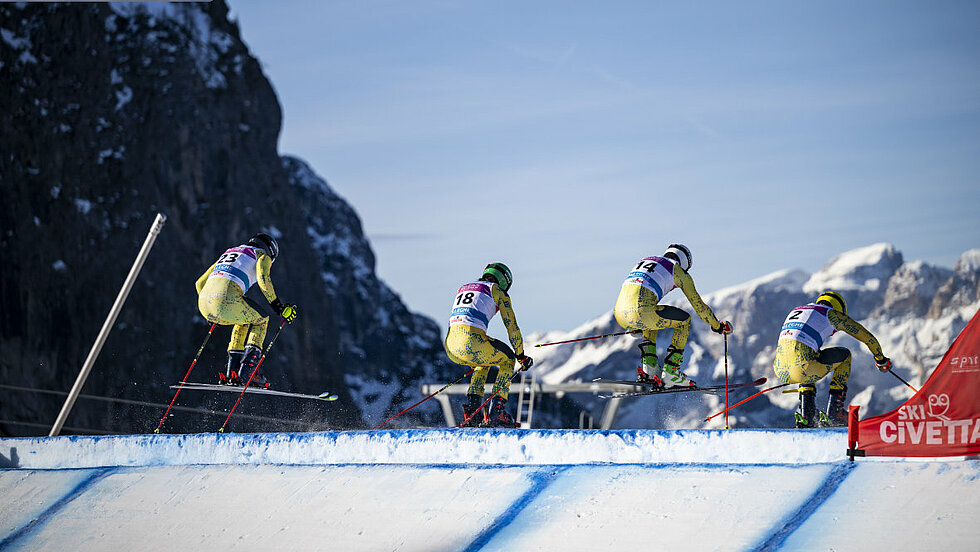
[661,346,695,388]
[459,394,486,427]
[794,384,817,428]
[218,350,245,385]
[636,366,665,388]
[823,386,848,427]
[483,396,519,428]
[238,345,270,388]
[635,341,665,388]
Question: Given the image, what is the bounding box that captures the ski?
[595,377,767,399]
[170,382,339,401]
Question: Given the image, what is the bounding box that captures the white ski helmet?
[664,243,692,271]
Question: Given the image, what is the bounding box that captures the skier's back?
[614,243,732,388]
[444,262,532,427]
[196,233,296,388]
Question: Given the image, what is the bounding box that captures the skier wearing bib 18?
[614,244,733,389]
[774,291,892,428]
[444,262,532,428]
[195,233,297,389]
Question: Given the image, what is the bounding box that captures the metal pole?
[49,213,167,436]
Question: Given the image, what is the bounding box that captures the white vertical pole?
[49,213,167,437]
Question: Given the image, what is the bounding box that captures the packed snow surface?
[1,429,978,551]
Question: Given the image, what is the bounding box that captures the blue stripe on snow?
[750,462,856,552]
[462,466,570,552]
[0,467,116,550]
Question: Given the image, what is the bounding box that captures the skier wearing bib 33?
[774,291,891,428]
[444,262,532,427]
[195,233,297,389]
[614,244,733,388]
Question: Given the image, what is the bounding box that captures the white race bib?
[621,256,677,300]
[448,281,499,331]
[209,245,258,294]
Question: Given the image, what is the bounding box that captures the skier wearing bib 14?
[614,244,733,388]
[774,291,892,428]
[195,233,297,389]
[444,262,532,428]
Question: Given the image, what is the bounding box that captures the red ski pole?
[535,329,642,348]
[372,368,475,429]
[705,382,792,423]
[218,319,287,433]
[155,323,216,433]
[724,333,729,430]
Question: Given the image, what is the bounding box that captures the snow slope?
[1,431,977,551]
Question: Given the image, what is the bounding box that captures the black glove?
[712,321,734,335]
[875,357,892,372]
[516,354,533,370]
[271,298,298,323]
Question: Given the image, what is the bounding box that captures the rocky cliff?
[0,1,454,435]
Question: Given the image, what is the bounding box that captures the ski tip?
[318,392,339,401]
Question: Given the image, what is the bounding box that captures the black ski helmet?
[248,232,279,261]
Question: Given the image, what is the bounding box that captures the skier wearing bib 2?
[444,262,532,428]
[773,291,892,428]
[195,233,297,389]
[614,244,732,388]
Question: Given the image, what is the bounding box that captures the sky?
[228,0,980,335]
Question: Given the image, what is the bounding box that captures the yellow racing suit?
[614,258,722,351]
[196,244,279,352]
[444,280,524,400]
[773,304,885,391]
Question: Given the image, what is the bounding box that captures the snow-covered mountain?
[528,244,980,429]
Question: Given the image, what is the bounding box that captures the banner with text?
[854,309,980,457]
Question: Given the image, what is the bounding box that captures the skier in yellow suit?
[774,291,891,428]
[196,233,297,388]
[444,262,532,427]
[614,244,732,388]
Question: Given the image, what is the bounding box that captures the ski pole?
[154,322,216,434]
[372,368,476,430]
[704,382,792,423]
[218,319,288,433]
[458,360,530,427]
[887,369,918,393]
[723,333,729,430]
[535,329,642,348]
